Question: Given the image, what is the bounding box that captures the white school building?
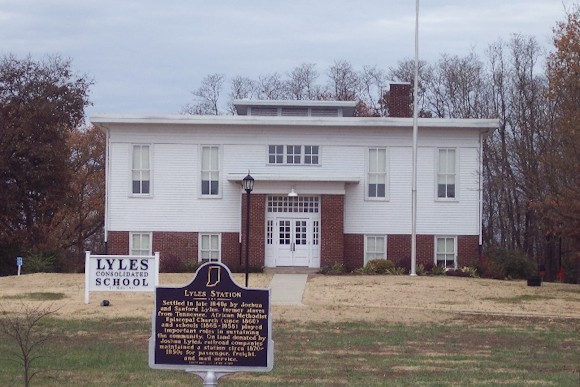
[92,93,496,271]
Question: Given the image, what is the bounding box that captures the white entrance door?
[276,218,310,266]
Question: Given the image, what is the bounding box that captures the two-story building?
[92,93,496,272]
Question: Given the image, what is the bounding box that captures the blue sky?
[0,0,571,117]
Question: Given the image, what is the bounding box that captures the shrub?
[160,255,198,273]
[23,251,56,274]
[319,263,347,275]
[430,265,446,276]
[484,248,536,279]
[416,263,427,276]
[460,266,479,278]
[361,259,394,275]
[446,268,470,277]
[423,262,435,273]
[387,266,408,275]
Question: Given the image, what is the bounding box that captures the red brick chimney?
[388,83,412,118]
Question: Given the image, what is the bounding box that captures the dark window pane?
[447,184,455,198]
[210,181,219,195]
[369,184,377,197]
[142,181,150,194]
[202,180,209,195]
[132,181,140,194]
[438,184,446,198]
[377,184,385,197]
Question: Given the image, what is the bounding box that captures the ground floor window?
[199,233,221,263]
[130,232,152,255]
[435,236,457,269]
[364,235,386,265]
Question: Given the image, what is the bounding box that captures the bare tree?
[327,60,359,101]
[256,73,287,100]
[285,63,319,100]
[227,75,257,114]
[182,73,225,115]
[358,65,388,116]
[0,303,58,387]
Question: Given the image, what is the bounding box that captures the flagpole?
[410,0,419,276]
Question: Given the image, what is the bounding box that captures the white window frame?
[199,233,221,263]
[130,144,152,196]
[200,145,221,197]
[268,145,284,164]
[366,147,388,200]
[434,236,457,269]
[436,148,458,201]
[267,145,320,165]
[304,145,320,165]
[130,232,152,256]
[364,235,387,265]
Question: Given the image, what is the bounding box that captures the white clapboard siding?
[107,121,485,236]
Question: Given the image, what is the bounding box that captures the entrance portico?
[231,175,359,269]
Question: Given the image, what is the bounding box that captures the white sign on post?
[84,251,160,304]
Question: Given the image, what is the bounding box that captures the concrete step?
[263,267,320,275]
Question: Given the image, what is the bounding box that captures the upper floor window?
[437,148,456,199]
[268,145,319,165]
[286,145,301,164]
[304,146,319,165]
[367,147,387,199]
[130,232,152,256]
[201,146,220,196]
[132,145,151,195]
[199,233,221,262]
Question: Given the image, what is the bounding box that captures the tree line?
[183,9,578,281]
[1,8,577,280]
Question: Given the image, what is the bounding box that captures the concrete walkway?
[269,274,308,306]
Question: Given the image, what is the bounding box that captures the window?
[266,220,273,245]
[367,148,387,199]
[313,220,319,245]
[268,145,319,165]
[286,145,301,164]
[435,236,457,269]
[269,145,284,164]
[304,146,319,165]
[201,146,220,196]
[130,232,151,256]
[132,145,150,195]
[364,235,386,265]
[199,233,221,262]
[437,148,456,199]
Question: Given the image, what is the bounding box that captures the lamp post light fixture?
[242,172,254,287]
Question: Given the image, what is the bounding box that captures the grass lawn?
[0,316,578,386]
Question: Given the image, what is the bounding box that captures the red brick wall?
[152,232,197,261]
[321,195,344,266]
[458,235,480,267]
[344,233,364,270]
[108,231,129,255]
[241,193,266,269]
[221,232,241,269]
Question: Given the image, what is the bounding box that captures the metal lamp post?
[242,172,254,287]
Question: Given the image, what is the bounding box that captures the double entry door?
[275,218,311,267]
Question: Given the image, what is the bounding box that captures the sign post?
[149,262,273,385]
[16,256,23,276]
